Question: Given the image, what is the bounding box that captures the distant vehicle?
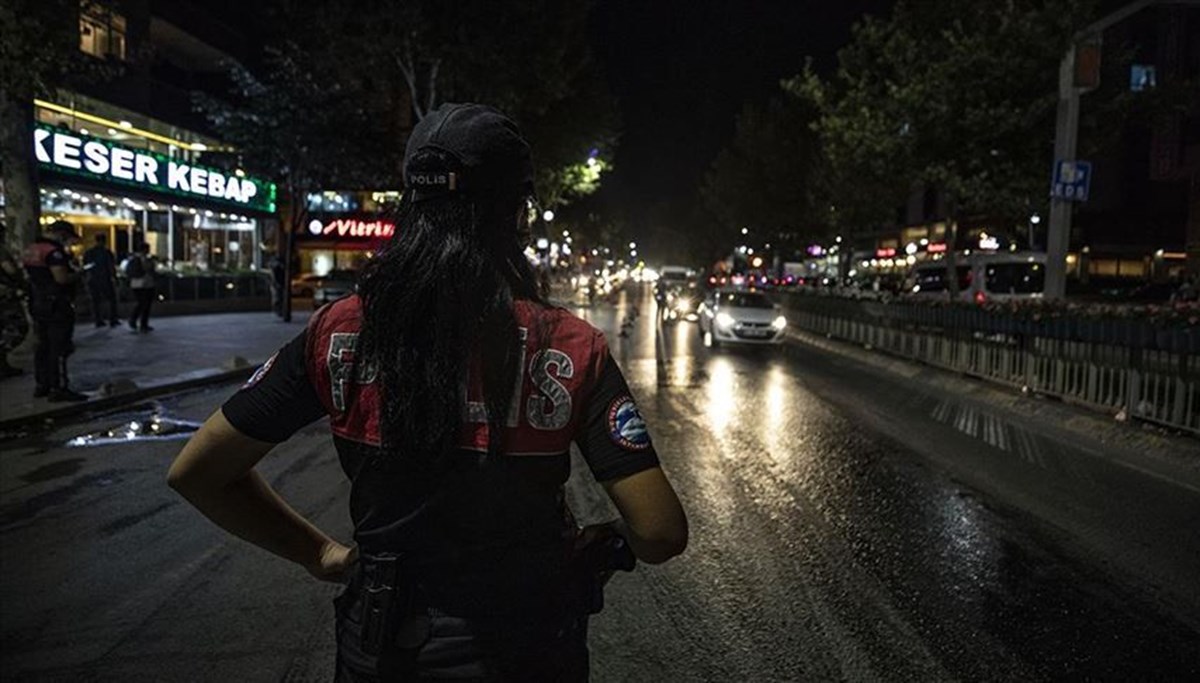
[903,252,1046,303]
[657,265,696,286]
[662,286,701,323]
[290,273,323,298]
[310,269,358,308]
[697,288,787,348]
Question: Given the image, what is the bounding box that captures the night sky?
[589,0,892,238]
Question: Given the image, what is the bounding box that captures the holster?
[568,530,637,615]
[358,553,413,656]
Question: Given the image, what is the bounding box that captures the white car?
[698,289,787,348]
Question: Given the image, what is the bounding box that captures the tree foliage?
[795,0,1093,240]
[320,0,619,207]
[702,90,825,249]
[0,0,117,249]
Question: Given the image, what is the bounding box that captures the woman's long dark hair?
[357,149,547,473]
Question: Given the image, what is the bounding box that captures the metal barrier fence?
[781,297,1199,435]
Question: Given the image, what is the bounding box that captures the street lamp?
[628,241,637,250]
[543,210,555,222]
[741,227,749,235]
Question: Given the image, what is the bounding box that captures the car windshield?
[720,292,773,308]
[325,270,357,280]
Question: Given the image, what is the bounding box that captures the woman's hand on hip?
[307,540,358,583]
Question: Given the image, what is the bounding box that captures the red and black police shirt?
[22,237,72,299]
[222,296,659,615]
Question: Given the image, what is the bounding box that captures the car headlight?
[772,315,787,330]
[675,298,692,313]
[716,312,736,328]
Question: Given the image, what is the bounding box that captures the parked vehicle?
[903,252,1046,303]
[309,269,358,308]
[291,273,323,298]
[697,288,787,348]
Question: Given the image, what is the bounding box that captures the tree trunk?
[944,193,960,300]
[1,91,39,253]
[281,184,307,323]
[945,217,960,300]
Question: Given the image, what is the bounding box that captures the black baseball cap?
[47,219,79,238]
[403,103,534,201]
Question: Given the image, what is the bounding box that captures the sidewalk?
[0,311,310,429]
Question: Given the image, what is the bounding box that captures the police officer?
[169,103,688,681]
[22,220,87,402]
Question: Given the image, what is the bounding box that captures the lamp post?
[1045,0,1182,299]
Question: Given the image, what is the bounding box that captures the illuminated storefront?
[31,100,277,272]
[295,191,401,275]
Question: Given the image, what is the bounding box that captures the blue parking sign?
[1051,160,1092,202]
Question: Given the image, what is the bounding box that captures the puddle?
[65,412,202,448]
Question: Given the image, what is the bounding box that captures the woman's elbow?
[638,523,689,565]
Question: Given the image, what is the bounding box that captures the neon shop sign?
[307,218,396,240]
[33,124,276,212]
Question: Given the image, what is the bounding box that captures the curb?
[780,325,1200,476]
[0,365,256,433]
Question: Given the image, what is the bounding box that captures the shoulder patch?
[607,395,651,450]
[243,352,279,389]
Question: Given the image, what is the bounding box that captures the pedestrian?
[269,253,286,316]
[126,241,156,332]
[21,219,87,401]
[83,233,120,327]
[0,222,31,379]
[168,103,688,681]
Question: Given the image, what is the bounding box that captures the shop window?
[1089,260,1118,277]
[1117,259,1147,278]
[79,4,127,61]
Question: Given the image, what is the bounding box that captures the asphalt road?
[2,286,1198,681]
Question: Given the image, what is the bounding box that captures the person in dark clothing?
[126,241,156,332]
[22,220,87,402]
[83,234,120,327]
[168,103,688,681]
[269,254,286,316]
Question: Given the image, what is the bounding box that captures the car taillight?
[974,291,987,304]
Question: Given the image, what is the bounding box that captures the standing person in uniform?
[126,241,156,332]
[83,233,120,327]
[168,103,688,681]
[22,220,87,401]
[0,222,31,379]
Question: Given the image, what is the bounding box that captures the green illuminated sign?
[33,123,276,213]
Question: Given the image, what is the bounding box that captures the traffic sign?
[1050,159,1092,202]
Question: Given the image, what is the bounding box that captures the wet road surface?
[2,286,1198,681]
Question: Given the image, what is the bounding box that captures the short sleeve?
[221,329,327,443]
[575,342,660,482]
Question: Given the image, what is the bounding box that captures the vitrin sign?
[305,217,396,240]
[33,124,276,213]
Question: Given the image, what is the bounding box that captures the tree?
[797,0,1092,294]
[194,43,402,321]
[0,0,113,252]
[702,90,826,258]
[325,0,619,207]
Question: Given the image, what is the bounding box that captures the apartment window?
[80,6,127,60]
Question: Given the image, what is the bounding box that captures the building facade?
[23,1,278,274]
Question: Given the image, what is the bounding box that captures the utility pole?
[1045,0,1193,299]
